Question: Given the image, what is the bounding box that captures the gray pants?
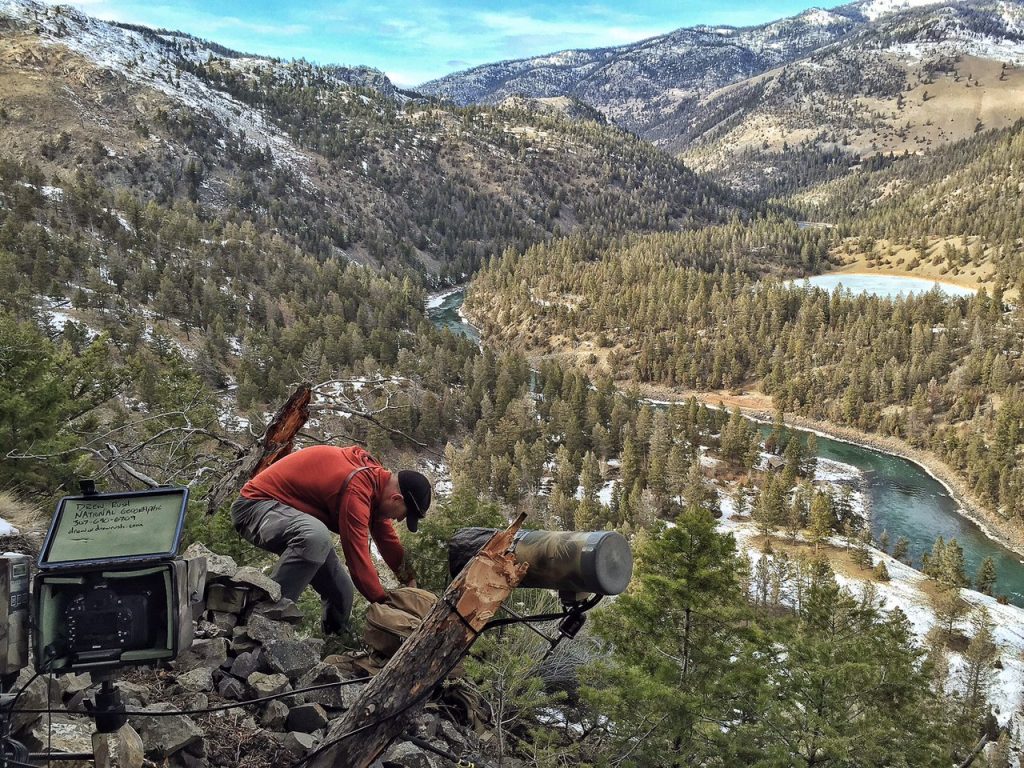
[230,497,354,626]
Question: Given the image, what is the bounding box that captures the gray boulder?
[176,667,215,693]
[183,543,237,580]
[26,713,93,757]
[175,638,229,673]
[229,650,262,679]
[296,663,363,710]
[381,741,443,768]
[261,637,324,681]
[249,598,305,623]
[229,627,259,654]
[129,703,204,760]
[232,566,282,602]
[62,673,94,696]
[217,675,246,701]
[286,702,328,733]
[261,699,290,730]
[280,731,316,755]
[245,613,295,643]
[9,669,45,734]
[208,610,239,632]
[248,671,290,698]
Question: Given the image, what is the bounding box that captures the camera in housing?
[63,579,164,662]
[34,486,194,674]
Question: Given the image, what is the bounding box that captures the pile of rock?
[8,542,492,768]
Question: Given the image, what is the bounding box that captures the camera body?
[66,584,154,655]
[34,487,193,674]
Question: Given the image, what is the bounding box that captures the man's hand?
[395,558,417,587]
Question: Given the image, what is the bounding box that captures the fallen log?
[307,513,530,768]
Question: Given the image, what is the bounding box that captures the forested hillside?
[0,0,737,281]
[467,229,1024,520]
[789,119,1024,293]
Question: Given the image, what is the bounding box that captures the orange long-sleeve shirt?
[240,445,405,602]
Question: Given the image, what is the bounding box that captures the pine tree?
[939,538,969,588]
[960,607,998,726]
[647,410,671,499]
[575,450,603,530]
[809,492,834,551]
[893,536,910,563]
[752,476,785,543]
[975,557,998,596]
[931,588,968,642]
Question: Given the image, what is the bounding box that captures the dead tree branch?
[205,383,312,514]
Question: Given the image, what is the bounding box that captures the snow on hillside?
[800,7,853,26]
[721,503,1024,736]
[890,36,1024,62]
[854,0,950,21]
[0,0,312,181]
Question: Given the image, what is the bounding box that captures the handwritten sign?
[44,490,185,565]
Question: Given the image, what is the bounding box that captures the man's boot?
[320,602,348,636]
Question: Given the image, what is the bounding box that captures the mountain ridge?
[420,0,1024,194]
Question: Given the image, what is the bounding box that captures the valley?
[4,0,1024,764]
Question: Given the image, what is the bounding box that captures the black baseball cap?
[398,470,431,532]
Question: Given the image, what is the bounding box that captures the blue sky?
[54,0,818,86]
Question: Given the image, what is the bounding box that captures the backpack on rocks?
[363,587,437,658]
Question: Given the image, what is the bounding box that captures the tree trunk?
[308,513,530,768]
[205,383,312,514]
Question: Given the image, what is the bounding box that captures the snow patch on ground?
[857,0,947,22]
[889,37,1024,63]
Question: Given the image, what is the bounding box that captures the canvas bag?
[363,586,438,657]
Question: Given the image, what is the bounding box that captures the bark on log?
[307,513,530,768]
[205,383,312,514]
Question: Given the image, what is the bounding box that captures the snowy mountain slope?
[0,0,740,279]
[419,7,861,134]
[671,0,1024,191]
[0,0,315,176]
[421,0,1024,194]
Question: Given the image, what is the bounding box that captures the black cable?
[11,676,370,718]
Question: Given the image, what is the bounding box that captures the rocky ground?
[4,542,499,768]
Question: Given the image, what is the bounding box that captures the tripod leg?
[92,731,112,768]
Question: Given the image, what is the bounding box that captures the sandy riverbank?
[634,383,1024,560]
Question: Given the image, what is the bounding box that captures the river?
[425,288,480,343]
[428,288,1024,605]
